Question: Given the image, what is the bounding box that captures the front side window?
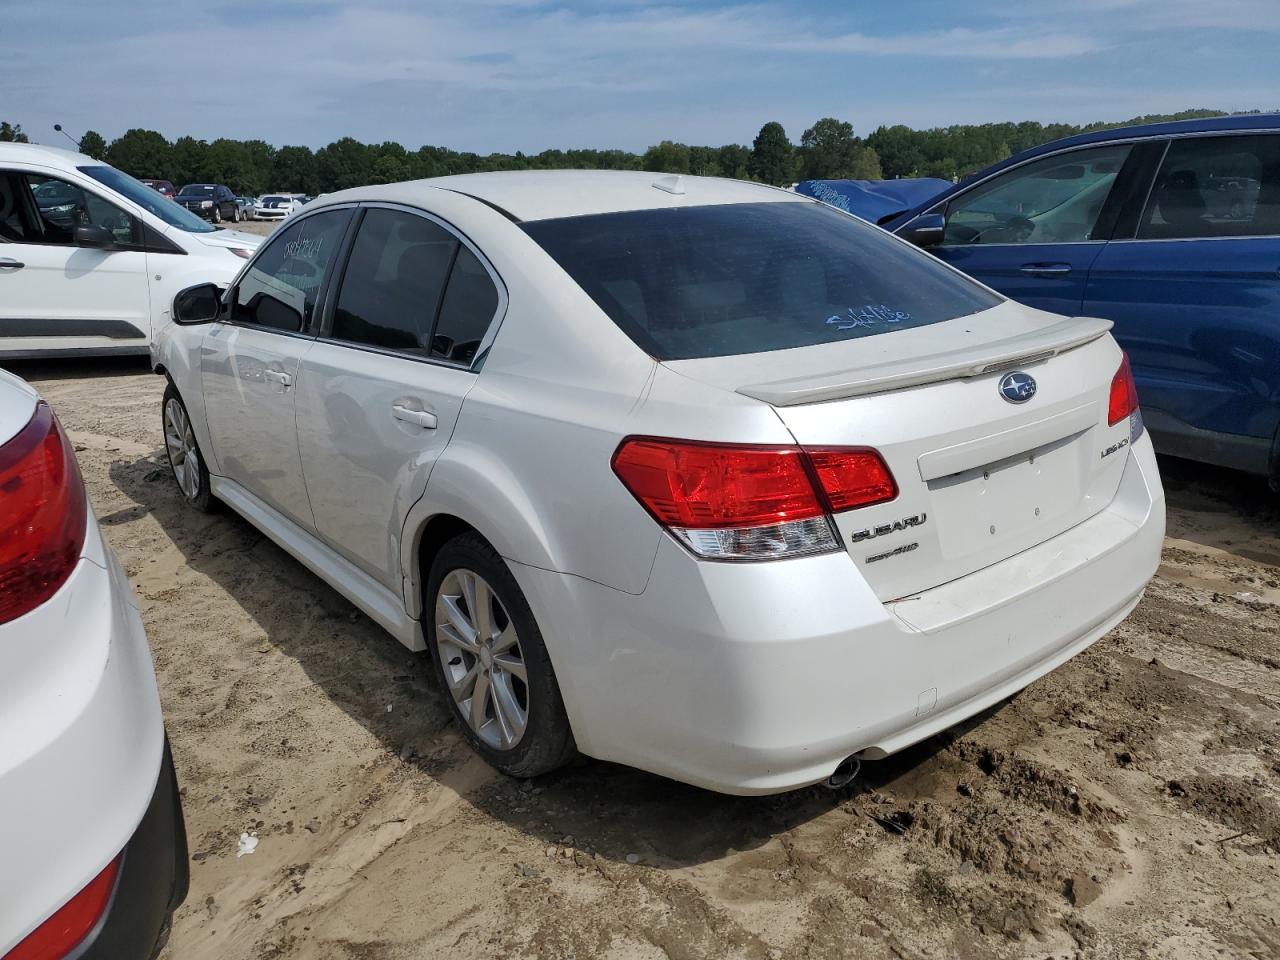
[331,209,458,355]
[522,201,1000,361]
[232,210,350,332]
[1139,135,1280,240]
[78,165,215,233]
[942,144,1132,246]
[17,173,140,247]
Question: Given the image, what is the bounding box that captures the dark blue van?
[886,115,1280,481]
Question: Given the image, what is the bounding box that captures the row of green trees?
[1,110,1241,196]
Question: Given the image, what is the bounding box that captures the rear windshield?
[522,201,1001,360]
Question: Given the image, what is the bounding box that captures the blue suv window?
[1139,135,1280,240]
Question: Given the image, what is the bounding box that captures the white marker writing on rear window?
[826,304,912,330]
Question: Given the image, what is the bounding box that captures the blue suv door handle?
[1019,263,1072,276]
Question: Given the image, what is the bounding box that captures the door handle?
[1019,263,1072,276]
[0,258,24,270]
[263,368,293,387]
[391,402,438,429]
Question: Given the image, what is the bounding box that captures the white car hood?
[192,229,265,251]
[0,370,38,445]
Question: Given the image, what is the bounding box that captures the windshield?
[179,184,215,196]
[522,201,1001,361]
[262,195,288,203]
[78,165,216,233]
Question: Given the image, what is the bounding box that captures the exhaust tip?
[824,755,861,790]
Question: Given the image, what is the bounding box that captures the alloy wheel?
[164,398,201,501]
[435,568,529,750]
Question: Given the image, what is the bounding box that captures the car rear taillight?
[1108,353,1140,426]
[0,402,88,624]
[4,856,120,960]
[611,437,896,560]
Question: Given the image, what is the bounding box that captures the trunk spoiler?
[737,316,1113,407]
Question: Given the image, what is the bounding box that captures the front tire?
[426,533,576,778]
[212,205,222,224]
[162,384,215,513]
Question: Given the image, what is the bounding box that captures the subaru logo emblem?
[999,371,1037,404]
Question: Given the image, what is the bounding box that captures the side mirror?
[74,223,114,249]
[173,283,223,326]
[899,212,946,248]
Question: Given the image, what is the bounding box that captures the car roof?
[0,142,95,168]
[886,112,1280,227]
[315,170,805,222]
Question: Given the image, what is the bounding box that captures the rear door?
[1084,133,1280,473]
[295,204,504,590]
[200,207,352,528]
[925,142,1137,316]
[0,168,150,354]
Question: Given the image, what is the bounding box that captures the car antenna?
[652,174,686,196]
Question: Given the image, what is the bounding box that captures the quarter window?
[432,246,500,365]
[942,144,1132,246]
[331,209,458,355]
[1139,135,1280,240]
[232,210,349,333]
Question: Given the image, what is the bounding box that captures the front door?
[927,142,1135,316]
[0,169,150,354]
[295,206,503,589]
[200,208,352,527]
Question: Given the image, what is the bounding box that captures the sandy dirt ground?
[10,356,1279,960]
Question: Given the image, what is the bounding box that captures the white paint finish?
[0,143,258,358]
[0,369,38,443]
[295,342,476,590]
[200,324,316,529]
[0,493,165,953]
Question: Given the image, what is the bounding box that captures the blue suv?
[887,114,1280,481]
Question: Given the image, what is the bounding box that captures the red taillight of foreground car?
[4,855,120,960]
[0,402,88,625]
[1108,353,1140,427]
[611,437,896,560]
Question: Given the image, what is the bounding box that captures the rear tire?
[232,206,241,222]
[162,384,215,513]
[426,533,577,778]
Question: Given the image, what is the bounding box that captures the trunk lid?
[665,304,1136,600]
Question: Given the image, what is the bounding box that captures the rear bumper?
[74,741,189,960]
[518,436,1164,795]
[0,522,181,954]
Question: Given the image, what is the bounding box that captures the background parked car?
[0,143,262,359]
[175,183,240,223]
[888,113,1280,481]
[251,193,305,221]
[0,372,188,959]
[234,195,255,219]
[140,178,176,199]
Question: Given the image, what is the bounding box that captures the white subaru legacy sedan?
[0,371,187,957]
[153,171,1164,795]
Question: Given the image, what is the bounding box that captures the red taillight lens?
[5,856,120,960]
[0,402,88,624]
[611,437,896,560]
[611,438,824,529]
[1108,353,1140,426]
[807,448,898,512]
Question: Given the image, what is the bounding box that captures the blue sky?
[5,0,1277,153]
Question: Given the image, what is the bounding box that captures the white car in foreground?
[0,143,263,359]
[0,371,187,957]
[154,171,1164,795]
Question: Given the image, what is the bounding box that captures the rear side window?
[232,209,350,332]
[432,246,500,365]
[331,209,458,355]
[1139,135,1280,240]
[522,201,1000,361]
